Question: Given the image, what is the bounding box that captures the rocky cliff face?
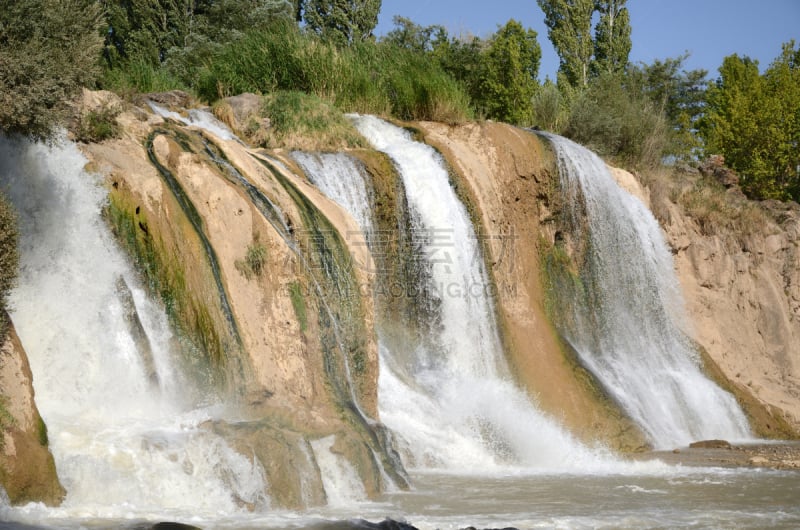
[79,91,404,508]
[663,193,800,437]
[8,90,798,506]
[0,317,64,505]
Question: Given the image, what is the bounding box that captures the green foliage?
[537,0,595,88]
[479,20,541,125]
[532,80,567,131]
[200,26,471,123]
[257,90,367,149]
[101,0,195,66]
[235,241,268,280]
[36,416,48,446]
[625,55,707,159]
[433,35,487,114]
[383,16,447,53]
[302,0,381,46]
[385,17,542,125]
[101,57,187,94]
[0,0,103,141]
[0,193,18,338]
[288,281,308,333]
[564,71,668,167]
[194,0,294,42]
[593,0,631,76]
[0,397,16,450]
[700,42,800,201]
[75,104,122,143]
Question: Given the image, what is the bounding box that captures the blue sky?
[375,0,800,80]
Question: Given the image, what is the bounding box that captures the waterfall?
[291,152,375,237]
[0,135,268,518]
[542,133,751,447]
[345,115,612,473]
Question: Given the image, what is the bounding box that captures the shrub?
[101,57,187,95]
[0,0,103,141]
[563,72,668,168]
[75,104,122,143]
[257,90,366,150]
[0,192,18,339]
[235,241,268,280]
[197,25,472,123]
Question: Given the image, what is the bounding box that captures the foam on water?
[0,134,268,521]
[148,102,236,140]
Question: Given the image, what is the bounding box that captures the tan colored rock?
[79,94,394,506]
[0,317,64,505]
[418,121,647,451]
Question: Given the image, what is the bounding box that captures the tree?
[625,55,708,158]
[537,0,594,88]
[102,0,195,66]
[480,20,542,125]
[700,43,800,201]
[593,0,631,75]
[0,0,103,141]
[303,0,381,46]
[383,16,447,54]
[0,192,17,338]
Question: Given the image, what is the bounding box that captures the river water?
[4,468,800,529]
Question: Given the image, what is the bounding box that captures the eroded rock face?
[667,200,800,436]
[0,317,64,505]
[79,92,401,507]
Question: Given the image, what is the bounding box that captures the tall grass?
[102,57,187,95]
[197,24,471,123]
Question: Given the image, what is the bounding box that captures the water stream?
[541,133,751,447]
[349,115,618,472]
[0,135,269,520]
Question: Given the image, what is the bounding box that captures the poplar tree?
[303,0,381,45]
[593,0,631,75]
[537,0,594,88]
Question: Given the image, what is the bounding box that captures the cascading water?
[0,135,268,521]
[542,133,751,448]
[347,115,616,473]
[291,152,375,238]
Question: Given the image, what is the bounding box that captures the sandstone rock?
[0,316,64,505]
[689,439,732,449]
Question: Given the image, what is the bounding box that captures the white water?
[148,102,236,140]
[0,135,269,520]
[291,152,374,237]
[310,436,368,507]
[544,133,751,448]
[349,115,625,473]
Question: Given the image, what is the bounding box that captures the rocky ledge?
[631,440,800,470]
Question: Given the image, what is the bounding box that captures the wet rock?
[140,90,194,109]
[314,519,419,530]
[689,439,732,449]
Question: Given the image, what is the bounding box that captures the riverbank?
[630,441,800,470]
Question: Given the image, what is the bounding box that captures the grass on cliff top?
[197,26,471,124]
[246,91,367,151]
[640,165,777,247]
